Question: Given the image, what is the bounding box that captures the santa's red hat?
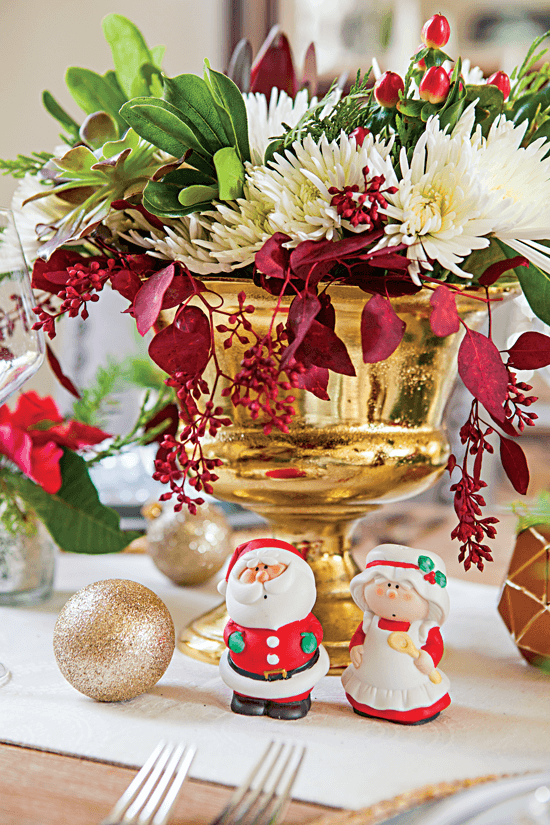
[217,538,306,596]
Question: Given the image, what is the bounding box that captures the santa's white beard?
[225,564,316,629]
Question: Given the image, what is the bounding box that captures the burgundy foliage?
[478,255,528,286]
[429,285,460,336]
[360,293,405,363]
[250,28,298,98]
[458,329,508,419]
[506,331,550,370]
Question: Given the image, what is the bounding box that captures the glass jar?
[0,513,56,605]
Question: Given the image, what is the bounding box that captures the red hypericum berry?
[421,14,451,49]
[419,66,450,104]
[349,126,370,146]
[374,71,405,108]
[487,71,511,100]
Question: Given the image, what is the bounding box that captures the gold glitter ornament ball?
[144,501,232,586]
[53,579,175,702]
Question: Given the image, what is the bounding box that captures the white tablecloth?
[1,551,549,811]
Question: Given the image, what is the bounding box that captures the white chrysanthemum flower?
[193,179,275,269]
[244,88,312,166]
[375,110,495,281]
[5,174,73,267]
[248,131,397,247]
[461,59,485,86]
[135,214,231,275]
[474,116,550,273]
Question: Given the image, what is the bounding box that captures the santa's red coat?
[224,614,323,677]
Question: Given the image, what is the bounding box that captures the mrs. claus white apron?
[341,616,450,722]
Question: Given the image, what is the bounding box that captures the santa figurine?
[341,544,451,725]
[218,538,330,719]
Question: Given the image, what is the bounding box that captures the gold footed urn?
[178,280,495,670]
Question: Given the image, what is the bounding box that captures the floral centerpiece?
[4,13,550,571]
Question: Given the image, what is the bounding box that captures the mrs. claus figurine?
[341,544,451,725]
[218,538,330,719]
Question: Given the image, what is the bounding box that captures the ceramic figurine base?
[341,543,451,725]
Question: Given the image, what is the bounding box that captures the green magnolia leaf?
[65,67,128,134]
[121,97,211,159]
[439,98,467,131]
[143,167,217,217]
[213,146,245,200]
[496,239,550,325]
[164,74,228,153]
[396,99,424,117]
[42,91,80,140]
[150,44,166,69]
[8,450,140,554]
[203,59,250,162]
[178,183,219,206]
[102,13,154,99]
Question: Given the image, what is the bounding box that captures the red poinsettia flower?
[0,391,110,494]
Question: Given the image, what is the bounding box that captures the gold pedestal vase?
[178,281,502,670]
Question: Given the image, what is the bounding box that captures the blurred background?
[2,0,550,551]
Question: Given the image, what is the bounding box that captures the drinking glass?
[0,207,45,404]
[0,207,45,687]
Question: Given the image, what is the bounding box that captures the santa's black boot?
[231,692,267,716]
[266,694,311,720]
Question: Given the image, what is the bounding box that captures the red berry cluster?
[448,400,499,571]
[223,325,298,436]
[32,260,115,338]
[153,374,229,512]
[504,368,538,431]
[329,166,397,230]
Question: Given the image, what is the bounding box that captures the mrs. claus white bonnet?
[350,544,450,632]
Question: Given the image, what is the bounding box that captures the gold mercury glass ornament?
[53,579,175,702]
[143,500,233,586]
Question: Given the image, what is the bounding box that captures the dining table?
[1,503,548,825]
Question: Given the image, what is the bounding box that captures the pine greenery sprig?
[273,72,374,154]
[0,151,54,178]
[512,490,550,533]
[509,29,550,99]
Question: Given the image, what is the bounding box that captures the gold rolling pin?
[387,631,442,684]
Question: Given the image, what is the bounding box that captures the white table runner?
[1,550,549,810]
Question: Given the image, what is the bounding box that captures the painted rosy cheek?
[403,593,412,601]
[376,587,384,596]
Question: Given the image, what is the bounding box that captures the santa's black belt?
[228,648,320,681]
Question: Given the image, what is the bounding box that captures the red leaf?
[134,265,177,336]
[250,27,298,97]
[361,294,406,363]
[499,435,530,494]
[161,272,198,309]
[110,199,165,230]
[292,364,330,400]
[282,292,321,368]
[301,42,317,96]
[46,345,81,399]
[507,331,550,369]
[458,329,508,418]
[489,411,518,437]
[148,306,211,376]
[296,320,355,376]
[478,255,528,286]
[110,268,142,303]
[31,249,87,294]
[429,285,460,337]
[255,233,292,279]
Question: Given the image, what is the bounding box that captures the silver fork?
[210,741,306,825]
[100,741,196,825]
